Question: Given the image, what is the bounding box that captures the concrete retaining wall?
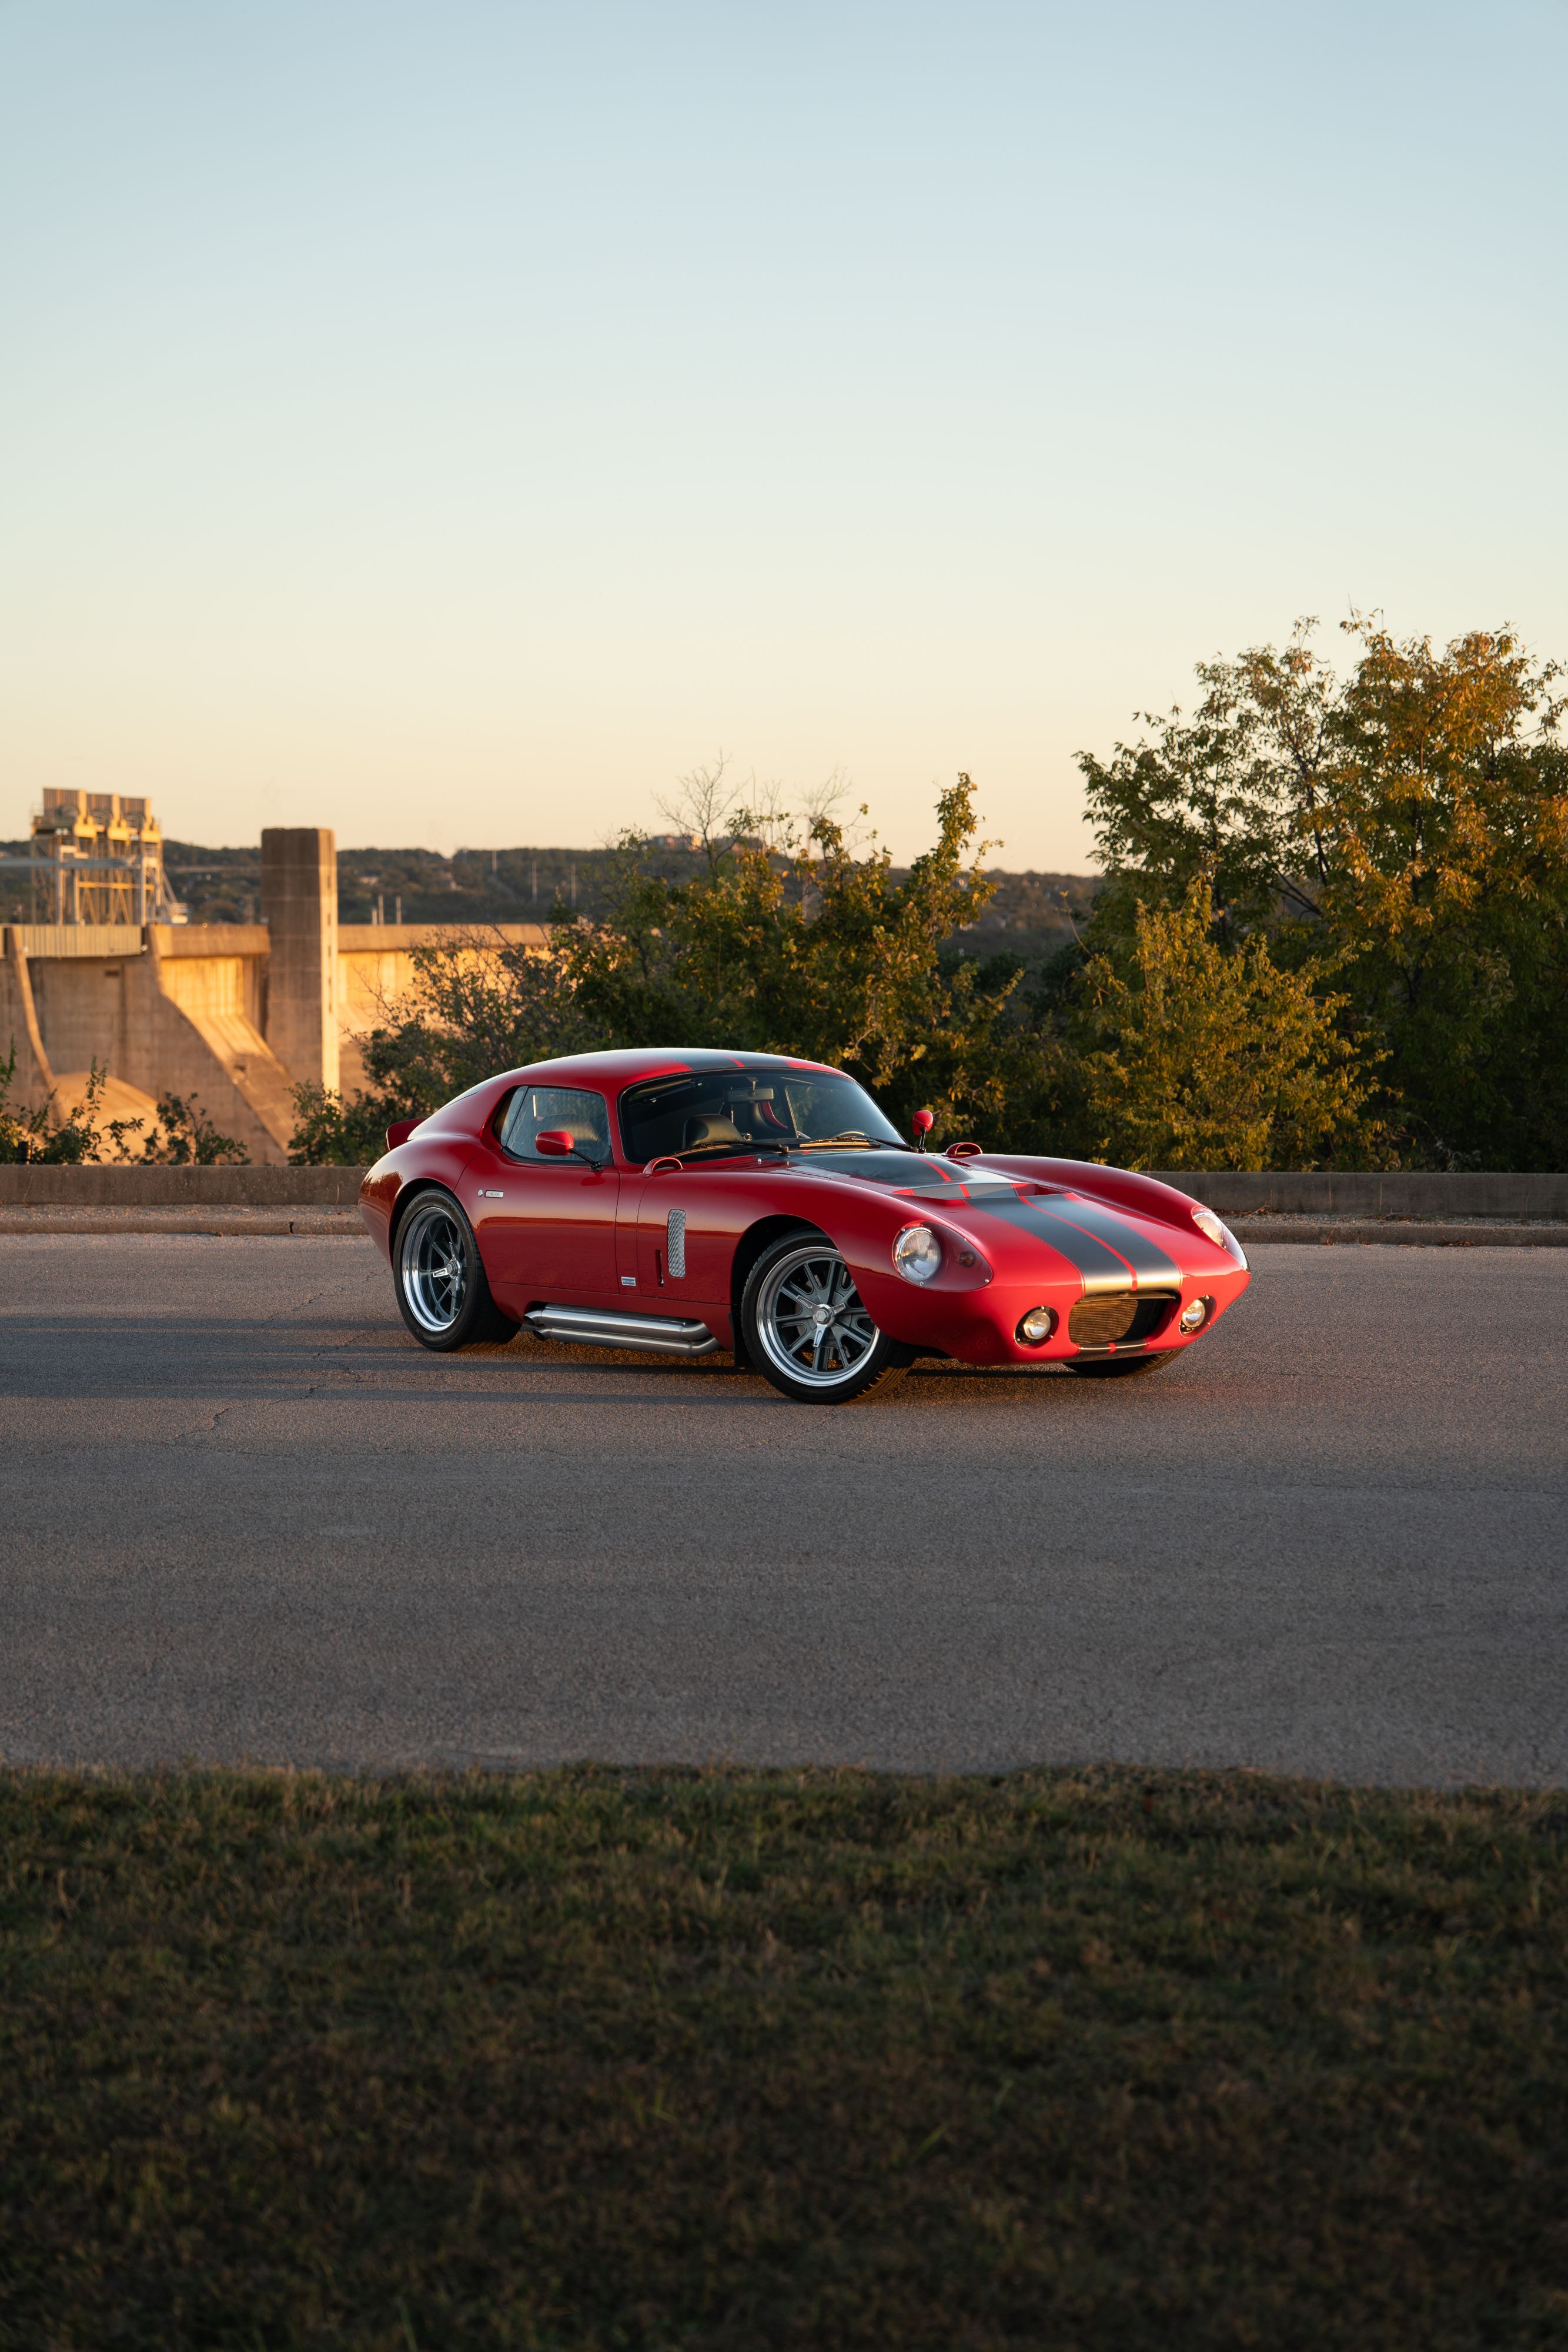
[1149,1171,1568,1220]
[0,1165,364,1205]
[4,1166,1564,1217]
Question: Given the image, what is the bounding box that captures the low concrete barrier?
[0,1206,365,1235]
[1149,1171,1568,1221]
[3,1165,1566,1218]
[0,1164,363,1206]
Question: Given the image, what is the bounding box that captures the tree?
[289,777,1087,1164]
[556,774,1048,1141]
[1315,622,1568,1165]
[1078,618,1568,1166]
[0,1050,111,1164]
[0,1051,245,1164]
[289,930,593,1164]
[1079,880,1392,1171]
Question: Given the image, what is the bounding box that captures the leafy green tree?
[1078,618,1568,1166]
[0,1052,245,1164]
[557,776,1050,1141]
[289,930,593,1164]
[0,1048,109,1164]
[291,778,1082,1161]
[1314,623,1568,1165]
[124,1093,246,1164]
[1079,881,1392,1171]
[287,1082,394,1169]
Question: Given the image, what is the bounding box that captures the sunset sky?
[2,0,1564,868]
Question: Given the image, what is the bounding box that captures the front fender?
[775,1180,1014,1347]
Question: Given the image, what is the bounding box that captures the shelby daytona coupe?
[359,1048,1249,1404]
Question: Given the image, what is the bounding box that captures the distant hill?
[949,869,1096,961]
[8,838,1099,960]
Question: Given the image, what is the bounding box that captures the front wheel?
[741,1230,912,1405]
[394,1191,517,1351]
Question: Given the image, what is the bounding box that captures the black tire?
[393,1191,517,1351]
[741,1228,912,1405]
[1065,1349,1178,1379]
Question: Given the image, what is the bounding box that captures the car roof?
[499,1048,846,1091]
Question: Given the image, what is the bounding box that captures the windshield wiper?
[800,1131,905,1151]
[668,1138,794,1163]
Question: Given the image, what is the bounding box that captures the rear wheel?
[394,1192,517,1351]
[1065,1350,1177,1379]
[742,1230,912,1405]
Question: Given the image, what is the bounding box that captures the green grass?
[2,1767,1565,2351]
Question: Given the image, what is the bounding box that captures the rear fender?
[366,1142,479,1265]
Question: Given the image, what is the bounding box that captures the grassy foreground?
[1,1768,1565,2351]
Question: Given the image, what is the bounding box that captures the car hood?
[785,1162,1191,1292]
[950,1190,1184,1293]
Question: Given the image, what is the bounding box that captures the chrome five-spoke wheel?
[742,1231,911,1404]
[394,1192,517,1351]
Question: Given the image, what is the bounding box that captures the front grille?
[1068,1291,1176,1349]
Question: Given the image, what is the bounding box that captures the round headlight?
[1191,1206,1243,1264]
[892,1224,942,1283]
[1179,1297,1209,1333]
[1017,1306,1057,1345]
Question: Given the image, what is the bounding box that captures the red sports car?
[359,1048,1250,1404]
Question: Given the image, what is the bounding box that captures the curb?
[1237,1220,1568,1249]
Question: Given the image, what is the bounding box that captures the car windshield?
[618,1065,905,1162]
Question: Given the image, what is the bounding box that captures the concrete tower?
[261,827,339,1093]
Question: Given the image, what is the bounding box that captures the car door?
[617,1165,749,1311]
[467,1083,620,1305]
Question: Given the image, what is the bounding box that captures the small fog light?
[1179,1298,1209,1334]
[1017,1306,1057,1345]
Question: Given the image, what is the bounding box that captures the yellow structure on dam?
[0,822,546,1163]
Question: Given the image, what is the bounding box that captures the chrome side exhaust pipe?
[523,1304,720,1357]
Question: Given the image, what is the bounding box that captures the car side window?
[497,1085,611,1164]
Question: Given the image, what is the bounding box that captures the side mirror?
[385,1116,420,1150]
[534,1129,575,1157]
[911,1108,935,1151]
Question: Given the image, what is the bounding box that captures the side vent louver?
[666,1208,687,1279]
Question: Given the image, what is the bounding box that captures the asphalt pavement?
[2,1235,1564,1785]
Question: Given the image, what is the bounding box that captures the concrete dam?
[1,826,545,1164]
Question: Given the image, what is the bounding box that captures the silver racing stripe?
[1041,1197,1183,1288]
[970,1195,1182,1294]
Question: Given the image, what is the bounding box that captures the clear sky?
[2,0,1564,867]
